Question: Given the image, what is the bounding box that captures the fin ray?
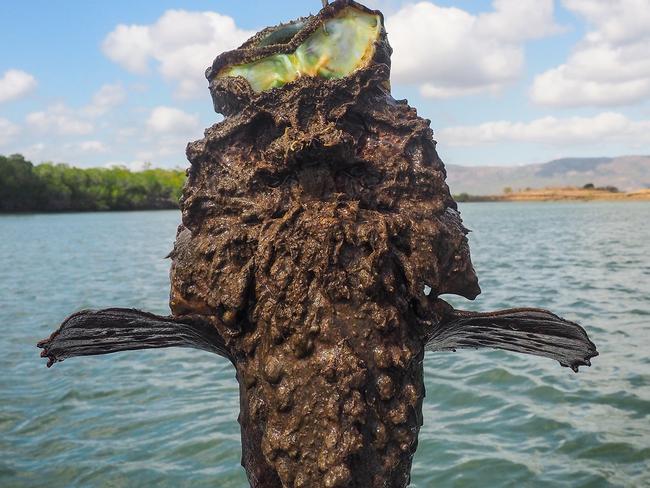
[38,308,232,367]
[425,304,598,372]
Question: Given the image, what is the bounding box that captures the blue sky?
[1,0,649,168]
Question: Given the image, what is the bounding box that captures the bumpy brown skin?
[37,2,597,485]
[169,2,479,486]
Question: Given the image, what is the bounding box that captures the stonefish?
[39,1,597,487]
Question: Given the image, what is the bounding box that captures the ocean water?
[0,202,648,487]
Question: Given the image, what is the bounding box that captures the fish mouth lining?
[255,21,306,48]
[217,6,382,92]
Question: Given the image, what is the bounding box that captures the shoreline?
[0,207,180,216]
[455,188,650,202]
[2,190,650,215]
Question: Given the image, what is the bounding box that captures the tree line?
[0,154,186,212]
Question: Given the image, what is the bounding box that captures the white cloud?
[24,84,126,137]
[18,141,109,165]
[83,83,127,117]
[562,0,650,45]
[0,118,20,146]
[0,69,37,103]
[102,25,152,74]
[438,112,650,147]
[386,0,560,98]
[146,106,200,134]
[138,106,202,165]
[67,140,109,153]
[531,0,650,107]
[22,143,46,161]
[26,103,94,136]
[103,10,254,99]
[107,160,153,172]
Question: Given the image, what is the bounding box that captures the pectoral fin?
[37,308,233,367]
[425,301,598,372]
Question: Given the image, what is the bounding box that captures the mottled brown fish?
[38,2,597,487]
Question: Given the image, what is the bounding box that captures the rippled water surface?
[1,203,649,487]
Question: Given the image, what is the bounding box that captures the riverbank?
[1,154,184,212]
[455,187,650,202]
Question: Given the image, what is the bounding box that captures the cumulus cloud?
[531,0,650,107]
[103,10,254,99]
[67,140,109,153]
[25,84,126,137]
[0,69,37,103]
[146,106,200,134]
[0,118,20,146]
[18,140,109,166]
[386,0,561,98]
[137,106,203,164]
[438,112,650,146]
[26,103,95,136]
[107,160,155,172]
[21,143,46,161]
[83,83,127,117]
[102,25,152,74]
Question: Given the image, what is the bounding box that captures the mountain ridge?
[445,156,650,195]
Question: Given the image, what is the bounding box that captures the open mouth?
[217,7,381,92]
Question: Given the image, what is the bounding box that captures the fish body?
[39,2,597,487]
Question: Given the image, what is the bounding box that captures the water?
[1,203,648,487]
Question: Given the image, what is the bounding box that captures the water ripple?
[1,204,649,487]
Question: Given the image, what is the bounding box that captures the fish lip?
[205,0,390,116]
[207,1,386,81]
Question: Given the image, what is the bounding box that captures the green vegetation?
[453,193,493,202]
[583,182,619,193]
[0,154,185,212]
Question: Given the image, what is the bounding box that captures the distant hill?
[446,156,650,196]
